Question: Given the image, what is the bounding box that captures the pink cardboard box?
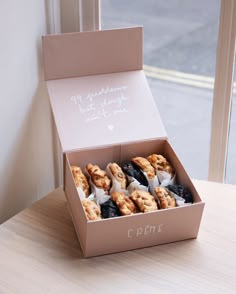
[42,27,205,257]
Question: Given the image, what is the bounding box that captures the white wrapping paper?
[156,170,176,187]
[126,176,149,194]
[145,175,160,196]
[138,169,159,196]
[88,178,110,205]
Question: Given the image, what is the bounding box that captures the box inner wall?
[66,139,202,204]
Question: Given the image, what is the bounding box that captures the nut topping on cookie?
[82,199,101,221]
[132,157,155,179]
[86,163,111,192]
[130,190,158,213]
[147,154,175,177]
[71,166,90,196]
[109,163,127,189]
[111,191,137,215]
[154,187,176,209]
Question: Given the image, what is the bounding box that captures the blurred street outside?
[101,0,236,183]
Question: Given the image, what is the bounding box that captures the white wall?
[0,1,61,223]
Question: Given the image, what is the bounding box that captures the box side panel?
[66,139,205,257]
[64,154,88,254]
[163,141,203,203]
[67,145,121,170]
[120,140,166,164]
[85,203,204,257]
[42,27,143,80]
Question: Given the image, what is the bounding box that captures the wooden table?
[0,180,236,293]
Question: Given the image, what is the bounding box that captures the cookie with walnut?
[131,157,159,194]
[111,191,137,216]
[147,154,175,178]
[82,199,101,221]
[86,163,111,193]
[130,190,158,213]
[154,187,176,209]
[131,157,155,179]
[106,162,127,191]
[71,166,90,197]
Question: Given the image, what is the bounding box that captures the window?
[101,0,221,180]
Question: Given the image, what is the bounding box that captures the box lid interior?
[43,27,167,152]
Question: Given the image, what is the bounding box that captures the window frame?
[208,0,236,182]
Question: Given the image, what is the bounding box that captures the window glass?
[102,0,220,179]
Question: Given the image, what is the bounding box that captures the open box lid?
[42,27,167,152]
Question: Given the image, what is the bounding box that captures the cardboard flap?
[43,27,143,80]
[46,70,167,152]
[43,28,167,152]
